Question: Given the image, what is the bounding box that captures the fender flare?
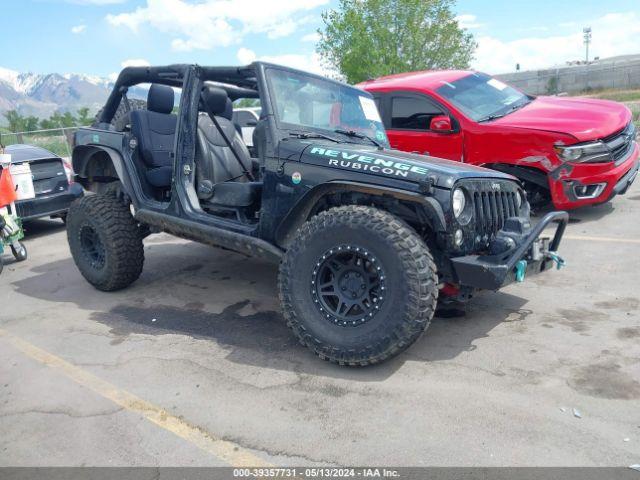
[72,145,135,199]
[274,180,446,247]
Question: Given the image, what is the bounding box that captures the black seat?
[196,87,261,208]
[130,84,176,188]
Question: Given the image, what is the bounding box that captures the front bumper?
[450,211,568,290]
[549,141,639,209]
[14,183,84,221]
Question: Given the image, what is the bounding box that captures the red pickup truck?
[360,71,639,210]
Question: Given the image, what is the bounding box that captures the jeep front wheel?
[278,205,438,366]
[67,194,144,291]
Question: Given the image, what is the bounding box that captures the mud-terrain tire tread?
[278,205,438,366]
[67,194,144,291]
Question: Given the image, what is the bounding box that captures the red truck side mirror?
[430,115,453,133]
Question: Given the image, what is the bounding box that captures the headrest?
[148,84,174,114]
[202,87,229,117]
[222,98,233,121]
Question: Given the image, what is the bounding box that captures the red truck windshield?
[436,72,530,122]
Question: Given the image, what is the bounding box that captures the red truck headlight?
[554,141,612,163]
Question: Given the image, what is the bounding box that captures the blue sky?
[1,0,639,78]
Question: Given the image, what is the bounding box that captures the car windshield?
[266,68,389,147]
[436,72,531,122]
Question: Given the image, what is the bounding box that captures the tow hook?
[515,260,527,282]
[547,252,566,270]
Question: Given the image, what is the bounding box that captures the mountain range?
[0,67,115,122]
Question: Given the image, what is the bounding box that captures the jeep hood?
[297,141,514,188]
[491,96,632,142]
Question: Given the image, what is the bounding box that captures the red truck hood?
[491,96,632,142]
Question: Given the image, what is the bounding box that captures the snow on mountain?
[0,67,115,122]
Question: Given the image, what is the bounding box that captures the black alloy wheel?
[79,224,106,270]
[312,245,386,327]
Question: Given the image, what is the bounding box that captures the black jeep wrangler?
[68,63,567,365]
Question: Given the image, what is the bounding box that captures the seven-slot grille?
[468,185,521,239]
[458,178,522,242]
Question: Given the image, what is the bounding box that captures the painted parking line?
[563,234,640,245]
[0,329,271,468]
[539,228,640,244]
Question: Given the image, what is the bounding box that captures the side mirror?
[430,115,453,133]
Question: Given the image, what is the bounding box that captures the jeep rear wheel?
[278,205,438,366]
[67,194,144,291]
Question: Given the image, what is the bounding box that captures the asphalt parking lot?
[1,182,639,468]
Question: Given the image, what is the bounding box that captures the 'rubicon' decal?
[309,147,429,178]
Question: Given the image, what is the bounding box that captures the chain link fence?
[0,127,79,158]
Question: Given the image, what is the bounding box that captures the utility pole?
[583,27,592,63]
[583,26,592,91]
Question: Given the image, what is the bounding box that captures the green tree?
[39,117,57,130]
[77,107,92,126]
[61,111,77,127]
[3,110,26,132]
[234,98,261,109]
[318,0,476,84]
[23,116,39,132]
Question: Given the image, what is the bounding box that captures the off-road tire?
[67,194,144,291]
[93,98,146,130]
[278,205,438,366]
[103,182,151,238]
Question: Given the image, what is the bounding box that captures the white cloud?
[236,47,257,64]
[71,24,87,34]
[108,59,151,82]
[473,11,640,74]
[121,59,151,68]
[456,14,483,30]
[236,48,325,75]
[301,32,319,43]
[106,0,329,51]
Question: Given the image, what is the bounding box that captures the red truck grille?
[603,122,636,164]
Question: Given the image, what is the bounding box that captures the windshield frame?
[264,65,389,147]
[435,72,533,123]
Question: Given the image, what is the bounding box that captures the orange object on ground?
[0,167,17,207]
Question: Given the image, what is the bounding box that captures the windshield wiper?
[479,99,532,123]
[289,131,342,143]
[509,99,532,113]
[478,112,507,123]
[334,129,382,148]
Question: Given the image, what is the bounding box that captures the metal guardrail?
[0,127,80,158]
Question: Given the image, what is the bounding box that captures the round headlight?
[452,188,466,218]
